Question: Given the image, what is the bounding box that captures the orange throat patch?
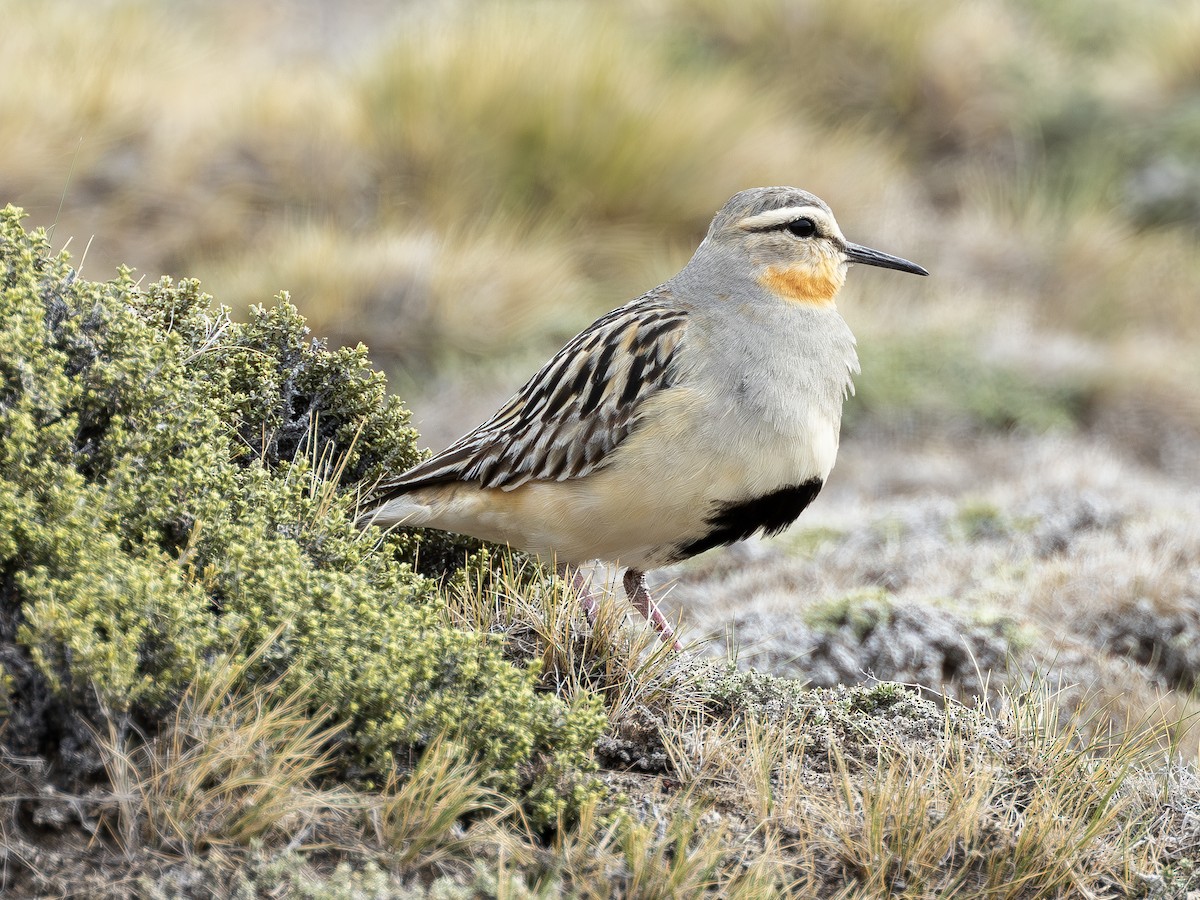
[758,262,844,306]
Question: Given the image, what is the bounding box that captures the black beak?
[844,242,928,276]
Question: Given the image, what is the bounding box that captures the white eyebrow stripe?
[737,206,825,230]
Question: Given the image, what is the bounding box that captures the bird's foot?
[556,562,600,623]
[623,569,682,651]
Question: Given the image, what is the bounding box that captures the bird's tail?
[356,493,432,530]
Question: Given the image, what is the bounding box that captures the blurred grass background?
[4,0,1199,456]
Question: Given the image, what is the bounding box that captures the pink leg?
[623,569,682,651]
[556,562,599,623]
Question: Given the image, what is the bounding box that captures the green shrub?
[0,206,604,818]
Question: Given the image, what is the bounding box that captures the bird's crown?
[707,186,836,238]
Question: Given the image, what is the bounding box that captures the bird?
[363,187,927,649]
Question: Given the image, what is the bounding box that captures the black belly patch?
[675,478,824,561]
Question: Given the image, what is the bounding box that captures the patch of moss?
[803,589,894,640]
[784,525,846,555]
[0,206,604,821]
[806,586,1033,663]
[843,681,909,714]
[699,664,814,721]
[950,499,1040,543]
[966,602,1039,656]
[1158,857,1199,898]
[953,500,1008,541]
[695,662,976,754]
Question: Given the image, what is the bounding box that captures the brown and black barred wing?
[373,292,688,497]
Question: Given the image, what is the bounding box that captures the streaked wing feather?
[374,290,687,497]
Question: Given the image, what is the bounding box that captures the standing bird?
[364,187,927,648]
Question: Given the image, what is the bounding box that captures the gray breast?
[695,302,858,432]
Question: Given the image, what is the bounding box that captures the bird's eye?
[785,218,817,238]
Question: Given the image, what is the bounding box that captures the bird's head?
[700,186,928,306]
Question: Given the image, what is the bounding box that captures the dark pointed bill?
[844,242,928,276]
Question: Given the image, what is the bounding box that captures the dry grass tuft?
[446,552,694,730]
[366,736,519,870]
[52,639,527,891]
[649,679,1181,898]
[358,2,873,231]
[200,218,592,369]
[97,640,352,855]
